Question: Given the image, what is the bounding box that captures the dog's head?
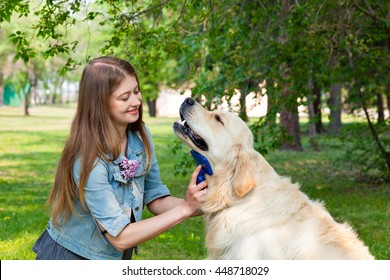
[173,98,256,212]
[173,98,253,161]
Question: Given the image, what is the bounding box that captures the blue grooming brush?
[191,150,213,184]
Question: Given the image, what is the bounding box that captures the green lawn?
[0,105,389,260]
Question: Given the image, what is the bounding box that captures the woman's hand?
[100,165,208,251]
[181,165,208,217]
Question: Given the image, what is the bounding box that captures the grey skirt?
[32,229,87,260]
[33,229,133,260]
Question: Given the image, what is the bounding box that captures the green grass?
[0,105,389,260]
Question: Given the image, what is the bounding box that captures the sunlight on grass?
[0,232,38,260]
[0,105,76,132]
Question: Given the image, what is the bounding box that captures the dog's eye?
[215,114,224,125]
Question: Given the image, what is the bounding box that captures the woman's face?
[108,75,142,129]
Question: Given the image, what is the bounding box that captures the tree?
[1,0,389,178]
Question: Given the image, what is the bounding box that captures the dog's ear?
[229,144,256,197]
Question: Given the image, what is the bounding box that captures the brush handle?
[190,150,213,184]
[196,168,207,184]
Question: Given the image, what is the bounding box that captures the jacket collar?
[112,129,144,165]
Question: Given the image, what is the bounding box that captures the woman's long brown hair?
[47,56,152,226]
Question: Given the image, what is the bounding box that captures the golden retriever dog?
[173,97,374,260]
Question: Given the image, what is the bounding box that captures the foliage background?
[1,0,389,178]
[0,0,389,260]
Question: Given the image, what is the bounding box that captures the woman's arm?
[147,195,183,215]
[99,166,208,252]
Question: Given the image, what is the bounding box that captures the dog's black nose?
[184,97,195,106]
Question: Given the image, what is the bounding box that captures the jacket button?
[134,206,139,211]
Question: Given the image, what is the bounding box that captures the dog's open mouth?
[173,119,208,151]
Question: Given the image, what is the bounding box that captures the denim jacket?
[47,126,171,260]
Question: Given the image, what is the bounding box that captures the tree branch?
[357,88,390,174]
[173,0,188,27]
[122,0,172,22]
[352,0,388,25]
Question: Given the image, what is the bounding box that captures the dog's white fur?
[175,100,374,260]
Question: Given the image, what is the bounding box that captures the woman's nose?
[130,93,141,106]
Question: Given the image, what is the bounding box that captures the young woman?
[33,56,208,260]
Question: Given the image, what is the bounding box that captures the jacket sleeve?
[73,157,131,237]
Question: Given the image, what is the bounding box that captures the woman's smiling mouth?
[127,108,139,115]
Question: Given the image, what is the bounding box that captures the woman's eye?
[215,114,224,125]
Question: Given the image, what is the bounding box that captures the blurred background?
[0,0,389,259]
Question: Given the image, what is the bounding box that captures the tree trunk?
[278,0,302,151]
[308,92,316,137]
[147,98,157,117]
[265,81,277,126]
[377,93,385,124]
[24,83,32,116]
[328,83,342,133]
[52,91,57,104]
[385,81,390,120]
[280,85,303,151]
[239,90,249,122]
[313,83,326,133]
